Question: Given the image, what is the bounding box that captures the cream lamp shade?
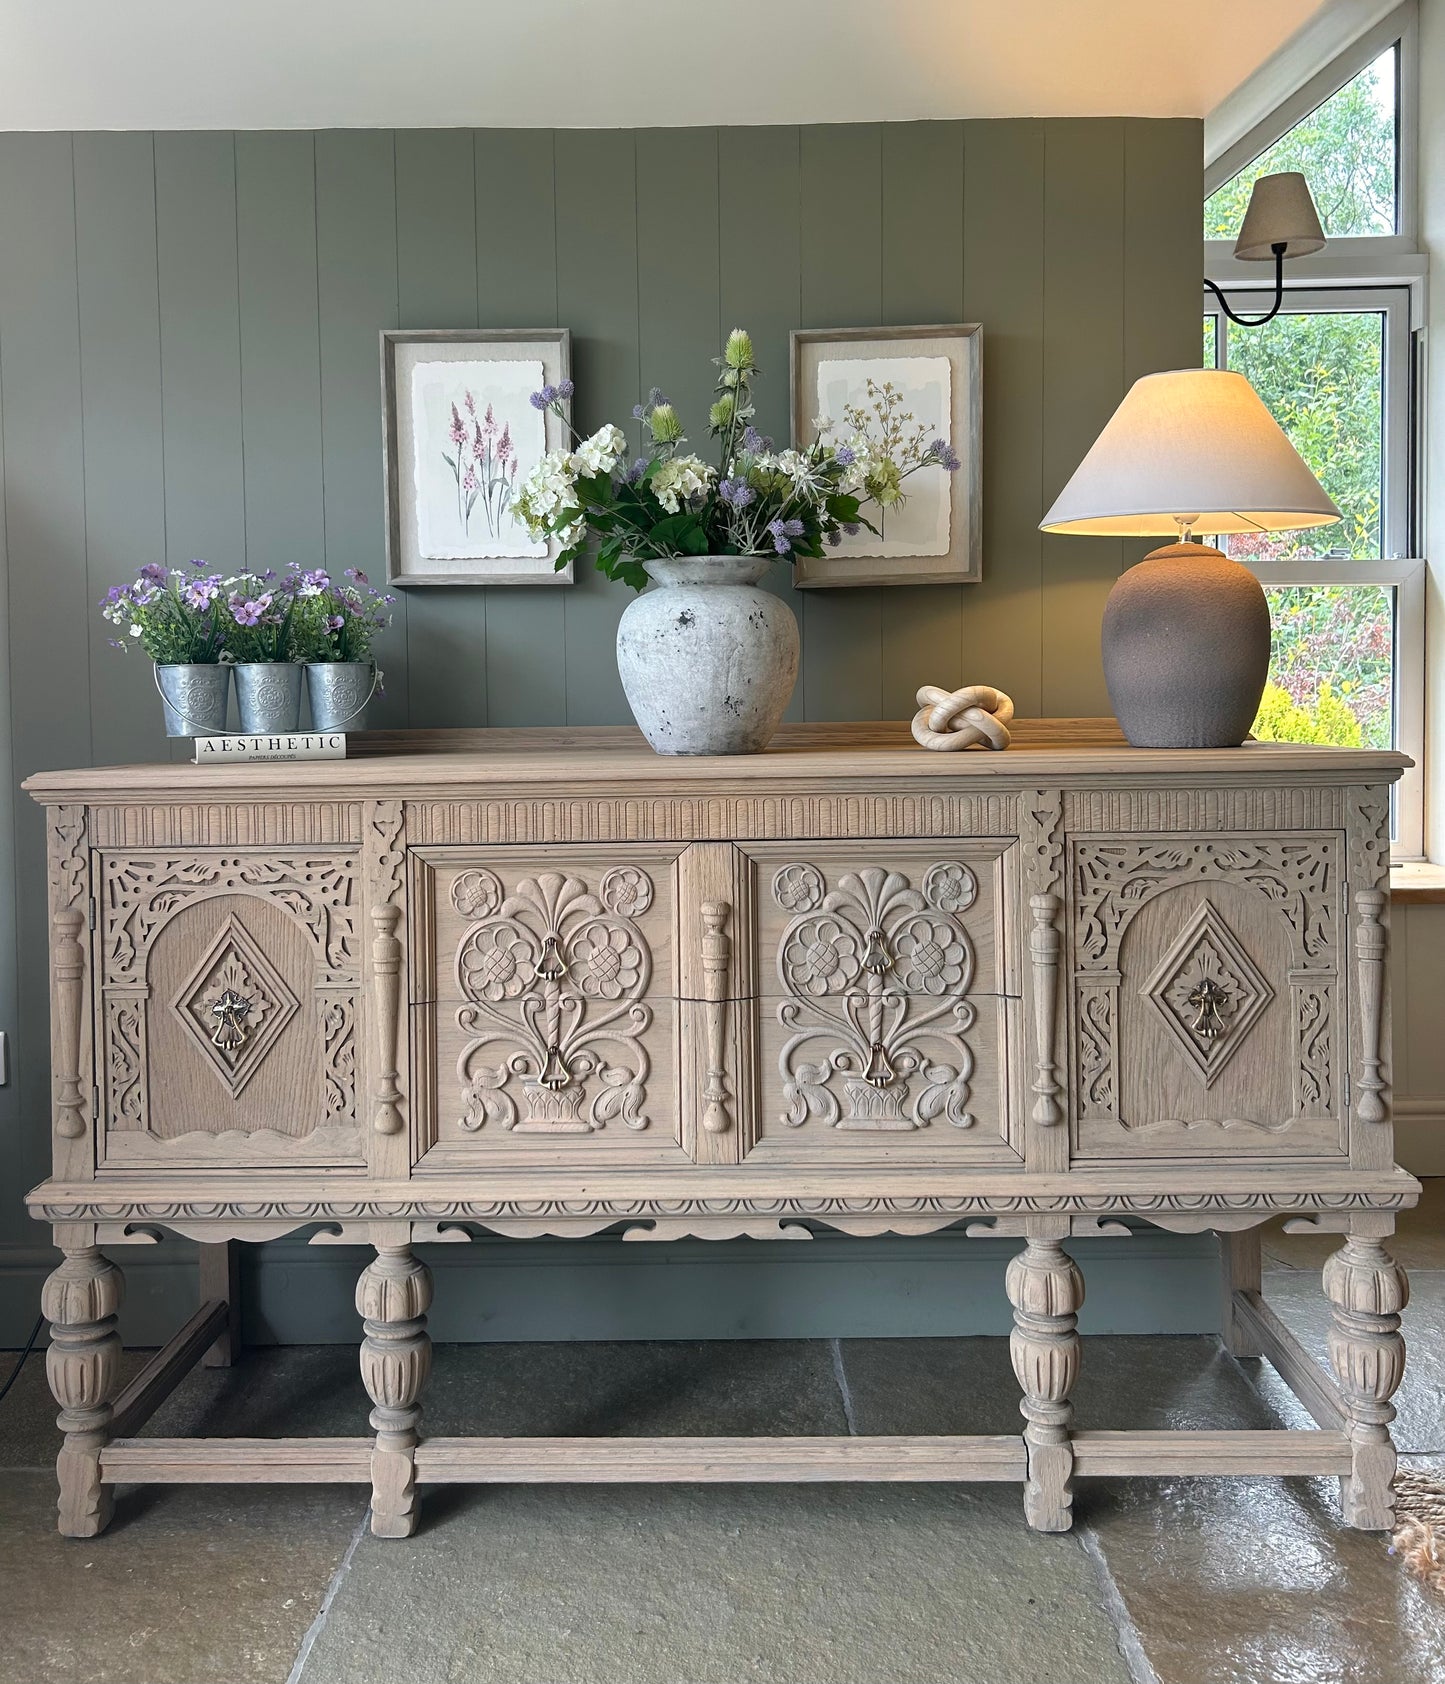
[1038,367,1340,539]
[1233,171,1326,261]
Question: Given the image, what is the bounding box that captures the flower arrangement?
[100,561,229,664]
[290,567,396,664]
[512,329,960,589]
[101,561,395,666]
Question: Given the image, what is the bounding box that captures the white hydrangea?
[569,424,627,479]
[833,434,872,496]
[651,453,715,514]
[512,449,578,538]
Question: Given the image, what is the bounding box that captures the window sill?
[1391,863,1445,904]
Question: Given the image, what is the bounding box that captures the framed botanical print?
[789,324,982,588]
[382,329,573,587]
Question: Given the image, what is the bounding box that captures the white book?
[193,732,347,764]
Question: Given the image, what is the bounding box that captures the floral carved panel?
[452,866,658,1135]
[770,859,983,1132]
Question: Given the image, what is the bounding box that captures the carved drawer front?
[411,847,689,1167]
[95,850,363,1168]
[1068,833,1346,1159]
[744,841,1021,1165]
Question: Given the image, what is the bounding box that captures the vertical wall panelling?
[0,118,1225,1326]
[800,124,884,720]
[0,134,89,1238]
[556,129,639,725]
[718,126,806,719]
[1041,119,1126,717]
[154,134,247,576]
[879,122,966,717]
[73,133,167,769]
[476,130,566,727]
[395,130,484,726]
[236,133,325,576]
[1122,118,1206,573]
[315,130,406,726]
[960,120,1046,712]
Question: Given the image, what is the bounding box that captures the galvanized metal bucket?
[233,662,304,735]
[305,661,376,731]
[154,663,231,738]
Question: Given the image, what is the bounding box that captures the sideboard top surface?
[22,719,1411,804]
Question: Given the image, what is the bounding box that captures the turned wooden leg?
[42,1246,123,1538]
[1324,1233,1408,1530]
[1007,1238,1083,1532]
[357,1244,432,1538]
[199,1241,241,1368]
[1219,1228,1263,1359]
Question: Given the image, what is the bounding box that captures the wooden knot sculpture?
[911,685,1014,751]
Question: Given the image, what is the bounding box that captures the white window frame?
[1201,1,1426,860]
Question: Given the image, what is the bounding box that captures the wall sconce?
[1204,171,1326,327]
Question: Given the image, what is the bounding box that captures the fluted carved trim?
[1029,893,1062,1126]
[1006,1238,1083,1532]
[357,1245,432,1538]
[1324,1235,1408,1529]
[43,1248,123,1537]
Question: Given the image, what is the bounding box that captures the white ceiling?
[0,0,1330,130]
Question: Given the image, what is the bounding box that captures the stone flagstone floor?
[2,1185,1444,1684]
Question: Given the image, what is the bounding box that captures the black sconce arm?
[1203,243,1288,328]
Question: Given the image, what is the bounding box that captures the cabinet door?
[743,841,1022,1166]
[411,846,691,1168]
[1067,832,1346,1158]
[95,850,363,1167]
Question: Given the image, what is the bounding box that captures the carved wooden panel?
[411,847,689,1167]
[744,841,1020,1165]
[1067,833,1346,1159]
[94,850,362,1167]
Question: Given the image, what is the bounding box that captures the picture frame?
[789,323,982,588]
[382,328,573,588]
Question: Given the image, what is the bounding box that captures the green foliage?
[1204,47,1396,240]
[1252,680,1364,747]
[1219,311,1382,562]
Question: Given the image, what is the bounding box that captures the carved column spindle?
[1006,1238,1083,1531]
[1324,1234,1407,1529]
[43,1246,123,1537]
[1029,892,1062,1125]
[357,1244,432,1538]
[700,900,732,1134]
[53,907,87,1140]
[371,904,404,1134]
[1354,888,1388,1124]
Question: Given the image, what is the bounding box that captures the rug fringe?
[1393,1469,1445,1596]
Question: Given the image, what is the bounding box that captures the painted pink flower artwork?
[410,358,548,562]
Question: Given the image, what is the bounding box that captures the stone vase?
[233,662,304,735]
[1101,543,1271,748]
[305,661,375,731]
[616,555,799,755]
[155,662,231,739]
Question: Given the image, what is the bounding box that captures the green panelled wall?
[0,120,1205,1340]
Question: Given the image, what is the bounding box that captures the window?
[1205,46,1399,242]
[1201,4,1424,858]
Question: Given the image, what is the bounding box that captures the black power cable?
[0,1313,45,1407]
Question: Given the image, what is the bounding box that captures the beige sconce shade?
[1038,368,1340,538]
[1233,170,1326,261]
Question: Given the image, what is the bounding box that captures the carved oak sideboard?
[24,722,1418,1539]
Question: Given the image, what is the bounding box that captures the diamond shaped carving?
[1140,902,1274,1088]
[171,915,300,1097]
